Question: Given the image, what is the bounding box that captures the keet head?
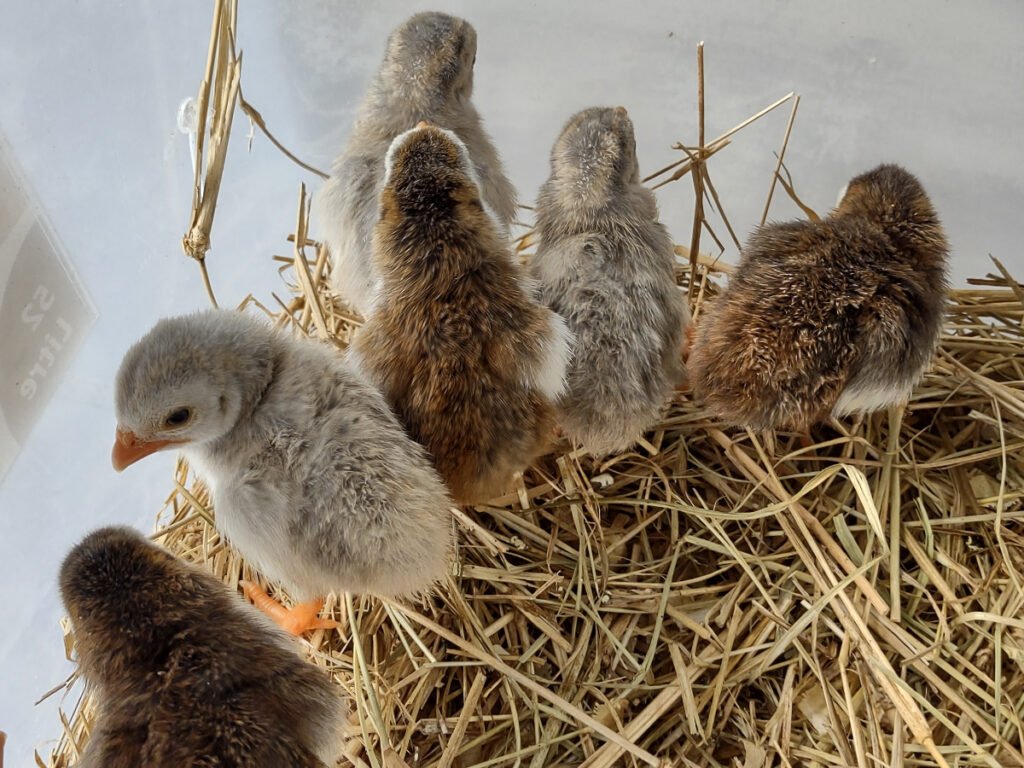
[833,163,948,262]
[60,527,204,683]
[548,106,640,204]
[112,310,274,471]
[834,164,933,225]
[381,123,490,220]
[383,123,471,183]
[380,12,477,110]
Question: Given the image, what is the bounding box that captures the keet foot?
[241,581,337,636]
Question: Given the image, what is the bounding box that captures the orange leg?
[241,581,337,636]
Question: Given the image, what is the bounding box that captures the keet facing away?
[688,163,949,431]
[353,123,572,504]
[314,11,516,315]
[531,106,691,455]
[60,526,346,767]
[113,309,454,632]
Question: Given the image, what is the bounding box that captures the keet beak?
[112,427,187,472]
[416,120,431,129]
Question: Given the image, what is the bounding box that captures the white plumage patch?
[524,311,574,401]
[383,125,426,184]
[835,182,850,208]
[833,380,912,416]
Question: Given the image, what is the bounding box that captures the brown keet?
[59,526,346,768]
[314,11,516,316]
[688,163,949,431]
[352,124,573,504]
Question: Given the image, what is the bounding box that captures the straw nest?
[45,188,1024,766]
[43,7,1024,767]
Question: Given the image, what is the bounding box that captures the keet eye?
[164,408,192,428]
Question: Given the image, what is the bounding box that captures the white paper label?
[0,130,97,482]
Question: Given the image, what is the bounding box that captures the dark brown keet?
[353,124,572,504]
[59,527,346,768]
[689,164,949,431]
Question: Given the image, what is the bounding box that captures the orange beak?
[415,120,431,129]
[112,428,187,472]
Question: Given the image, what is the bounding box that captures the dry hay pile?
[45,192,1024,766]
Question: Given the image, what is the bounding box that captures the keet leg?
[241,581,337,636]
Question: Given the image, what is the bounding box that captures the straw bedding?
[42,5,1024,766]
[44,192,1024,765]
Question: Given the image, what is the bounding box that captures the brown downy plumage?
[689,163,949,431]
[353,124,572,504]
[60,527,346,767]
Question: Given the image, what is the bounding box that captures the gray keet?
[531,106,690,455]
[313,11,516,315]
[113,309,454,632]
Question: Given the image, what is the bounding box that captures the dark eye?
[164,408,192,428]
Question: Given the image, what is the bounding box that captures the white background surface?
[0,1,1021,764]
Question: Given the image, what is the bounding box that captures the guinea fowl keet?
[113,309,454,633]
